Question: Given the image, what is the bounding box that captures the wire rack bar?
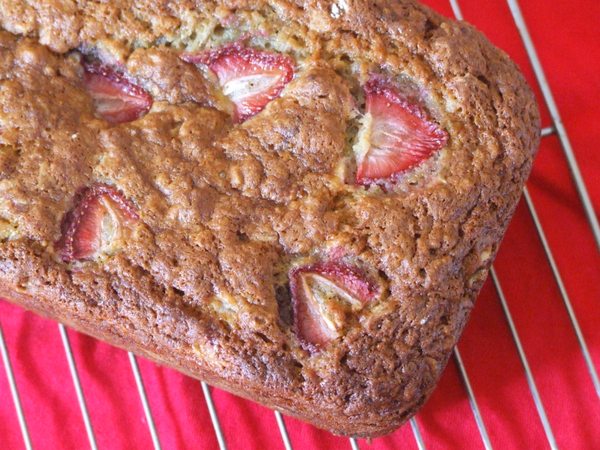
[0,323,33,450]
[540,126,555,138]
[128,353,162,450]
[274,411,293,450]
[448,0,465,21]
[490,268,558,449]
[410,418,426,450]
[349,437,360,450]
[506,0,600,250]
[453,348,493,450]
[522,187,600,396]
[58,324,98,450]
[200,382,228,450]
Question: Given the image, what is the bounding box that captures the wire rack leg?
[200,382,228,450]
[128,353,162,450]
[410,418,426,450]
[58,324,98,450]
[0,323,33,450]
[274,411,293,450]
[490,269,558,449]
[506,0,600,250]
[453,348,493,450]
[523,188,600,396]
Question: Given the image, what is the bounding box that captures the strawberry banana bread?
[0,0,539,437]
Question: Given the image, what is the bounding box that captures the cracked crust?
[0,0,540,437]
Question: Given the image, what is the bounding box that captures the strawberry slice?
[289,261,379,350]
[355,78,448,185]
[56,184,139,262]
[83,61,152,124]
[182,43,294,123]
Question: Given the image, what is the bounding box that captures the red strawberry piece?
[290,261,379,350]
[355,78,448,185]
[83,61,152,124]
[56,184,138,262]
[182,43,294,123]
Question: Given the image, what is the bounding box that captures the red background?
[1,0,599,448]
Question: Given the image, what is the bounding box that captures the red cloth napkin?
[1,0,599,448]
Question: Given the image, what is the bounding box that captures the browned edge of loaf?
[0,283,323,427]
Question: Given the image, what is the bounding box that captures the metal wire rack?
[1,0,598,448]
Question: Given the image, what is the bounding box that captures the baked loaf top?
[0,0,539,437]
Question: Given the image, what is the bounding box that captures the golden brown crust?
[0,0,540,437]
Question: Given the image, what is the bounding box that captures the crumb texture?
[0,0,539,437]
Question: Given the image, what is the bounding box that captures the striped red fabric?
[1,0,599,448]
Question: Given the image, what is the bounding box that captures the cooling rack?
[1,0,598,448]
